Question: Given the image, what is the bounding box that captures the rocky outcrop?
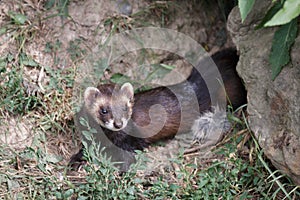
[227,1,300,185]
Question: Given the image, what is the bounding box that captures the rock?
[227,1,300,185]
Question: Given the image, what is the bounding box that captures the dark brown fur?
[130,49,246,142]
[69,49,247,171]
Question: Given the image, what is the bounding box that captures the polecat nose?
[114,121,123,129]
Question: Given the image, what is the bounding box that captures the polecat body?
[69,49,247,171]
[130,49,246,142]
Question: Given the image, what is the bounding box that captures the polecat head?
[84,83,134,131]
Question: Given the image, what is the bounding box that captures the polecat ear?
[120,82,134,100]
[84,87,101,106]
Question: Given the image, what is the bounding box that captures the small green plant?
[142,108,299,199]
[44,66,75,93]
[67,118,144,199]
[192,137,268,199]
[45,39,63,65]
[238,0,299,80]
[44,0,70,18]
[0,144,64,199]
[4,10,39,57]
[0,9,45,114]
[67,39,87,62]
[0,92,298,199]
[0,54,41,114]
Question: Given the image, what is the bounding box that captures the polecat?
[69,49,247,171]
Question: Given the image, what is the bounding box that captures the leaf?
[0,27,6,35]
[265,0,300,26]
[110,73,132,84]
[8,11,27,25]
[7,178,20,191]
[82,140,88,149]
[7,53,14,62]
[0,58,7,68]
[45,0,56,9]
[37,163,47,173]
[77,196,89,200]
[269,18,298,80]
[79,117,89,127]
[63,189,74,198]
[126,186,136,195]
[55,192,63,199]
[238,0,256,22]
[256,1,283,29]
[82,130,92,141]
[198,179,209,188]
[20,54,39,67]
[46,154,62,163]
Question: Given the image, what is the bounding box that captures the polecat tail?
[192,106,231,148]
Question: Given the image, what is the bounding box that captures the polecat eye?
[100,108,108,115]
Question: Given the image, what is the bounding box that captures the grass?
[1,114,299,199]
[0,0,299,199]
